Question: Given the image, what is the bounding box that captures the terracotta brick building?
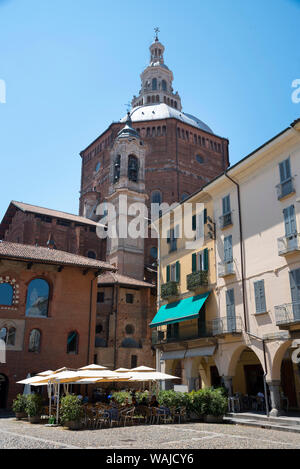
[0,33,230,380]
[0,241,115,407]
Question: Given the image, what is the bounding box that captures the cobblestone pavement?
[1,417,300,449]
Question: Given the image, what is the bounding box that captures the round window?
[125,324,134,335]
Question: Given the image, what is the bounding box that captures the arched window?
[125,324,135,335]
[164,96,167,103]
[174,101,177,109]
[95,161,101,172]
[26,279,49,317]
[147,96,151,104]
[152,78,157,90]
[162,80,167,91]
[162,126,167,136]
[87,250,96,259]
[196,154,204,164]
[0,283,13,306]
[156,95,159,103]
[0,327,7,343]
[67,331,78,354]
[28,329,41,353]
[7,327,16,346]
[128,155,139,182]
[157,127,161,136]
[150,246,158,259]
[171,99,173,107]
[151,95,155,103]
[114,155,121,182]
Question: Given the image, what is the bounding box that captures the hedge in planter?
[12,394,27,419]
[25,393,43,423]
[60,394,84,429]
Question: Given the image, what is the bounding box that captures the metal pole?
[56,382,60,425]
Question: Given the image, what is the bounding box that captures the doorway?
[0,374,8,408]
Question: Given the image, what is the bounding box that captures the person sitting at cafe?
[149,395,159,407]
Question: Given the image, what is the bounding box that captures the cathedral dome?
[120,103,214,134]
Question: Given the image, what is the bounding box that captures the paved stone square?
[1,417,300,449]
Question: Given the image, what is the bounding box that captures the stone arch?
[271,339,293,381]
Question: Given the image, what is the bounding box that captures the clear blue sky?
[0,0,299,218]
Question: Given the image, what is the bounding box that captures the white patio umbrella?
[130,366,156,372]
[78,364,107,371]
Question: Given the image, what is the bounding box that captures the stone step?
[226,412,300,427]
[224,416,300,434]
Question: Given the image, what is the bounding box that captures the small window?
[67,331,78,354]
[126,293,134,304]
[151,190,162,205]
[128,155,138,182]
[196,154,204,164]
[150,246,158,259]
[0,283,13,306]
[181,193,189,201]
[97,292,105,303]
[28,329,41,353]
[131,355,138,368]
[7,327,16,346]
[95,324,103,334]
[125,324,134,335]
[87,250,96,259]
[162,80,167,91]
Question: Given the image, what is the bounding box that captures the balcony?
[187,271,208,291]
[211,316,243,336]
[152,324,213,346]
[274,302,300,327]
[218,260,235,277]
[276,177,295,200]
[219,212,232,229]
[277,233,300,256]
[161,281,179,299]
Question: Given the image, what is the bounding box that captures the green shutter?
[192,215,196,231]
[254,280,266,314]
[203,248,209,271]
[192,253,197,273]
[203,208,207,224]
[176,261,180,282]
[166,265,170,282]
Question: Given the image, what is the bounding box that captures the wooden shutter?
[203,248,209,271]
[176,261,181,282]
[279,158,291,182]
[254,280,266,314]
[222,195,231,214]
[166,265,170,282]
[224,235,232,262]
[192,253,197,273]
[284,205,296,236]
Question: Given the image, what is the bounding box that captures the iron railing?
[211,316,243,336]
[277,233,300,256]
[187,271,208,290]
[218,260,235,277]
[276,177,295,200]
[219,212,232,229]
[274,302,300,326]
[161,281,179,299]
[152,324,213,345]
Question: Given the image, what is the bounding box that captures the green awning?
[150,292,210,328]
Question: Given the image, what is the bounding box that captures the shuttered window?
[192,249,209,272]
[254,280,267,314]
[283,205,297,237]
[224,235,233,262]
[222,195,231,215]
[279,158,291,183]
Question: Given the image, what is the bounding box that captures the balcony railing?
[187,271,208,290]
[219,212,232,229]
[276,177,295,200]
[211,316,243,336]
[277,233,300,256]
[218,260,235,277]
[161,281,179,299]
[152,324,213,345]
[274,302,300,326]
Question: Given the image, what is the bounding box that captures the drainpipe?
[224,172,248,332]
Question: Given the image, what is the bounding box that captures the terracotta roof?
[0,241,116,271]
[98,271,155,288]
[10,201,101,227]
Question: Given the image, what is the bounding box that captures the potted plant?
[204,388,227,423]
[25,393,43,423]
[60,394,84,430]
[12,394,27,420]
